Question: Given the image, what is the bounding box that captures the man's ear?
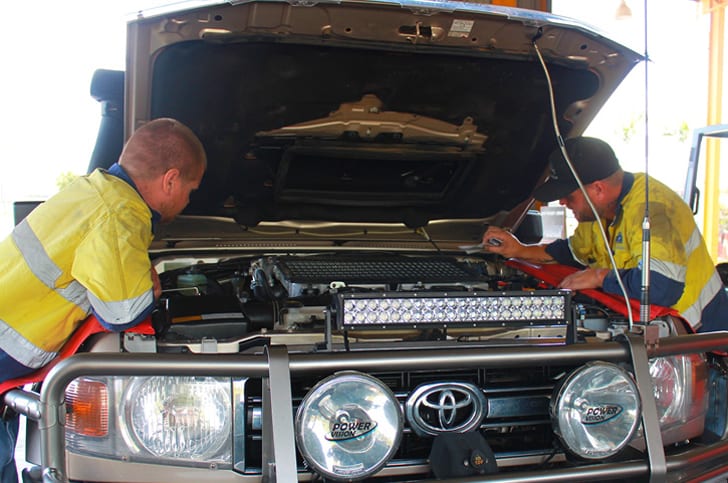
[161,168,181,194]
[589,180,607,199]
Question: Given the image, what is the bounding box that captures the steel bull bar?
[4,331,728,483]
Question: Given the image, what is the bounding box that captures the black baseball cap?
[533,137,621,202]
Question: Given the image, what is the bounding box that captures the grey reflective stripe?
[650,258,686,284]
[682,271,724,328]
[12,220,62,287]
[680,226,722,328]
[681,305,700,328]
[684,228,703,257]
[11,220,91,312]
[59,282,91,313]
[88,289,154,326]
[0,319,57,369]
[652,226,704,282]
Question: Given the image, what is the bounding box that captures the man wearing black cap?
[483,136,728,333]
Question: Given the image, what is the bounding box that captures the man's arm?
[602,266,684,307]
[481,226,555,263]
[71,210,157,332]
[151,265,162,299]
[560,201,685,306]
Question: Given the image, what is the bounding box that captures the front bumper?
[8,331,728,482]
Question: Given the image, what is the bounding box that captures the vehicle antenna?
[640,0,652,325]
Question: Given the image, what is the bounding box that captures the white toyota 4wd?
[6,1,728,482]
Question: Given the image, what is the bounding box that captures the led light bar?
[336,290,571,329]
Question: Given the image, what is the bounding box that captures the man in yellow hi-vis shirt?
[482,136,728,334]
[0,118,206,483]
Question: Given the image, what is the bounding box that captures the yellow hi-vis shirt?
[0,169,155,370]
[567,173,725,330]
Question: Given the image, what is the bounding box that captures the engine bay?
[151,252,638,353]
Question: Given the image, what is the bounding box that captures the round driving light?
[295,372,402,481]
[551,362,640,460]
[125,376,231,461]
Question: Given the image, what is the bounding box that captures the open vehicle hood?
[122,0,641,229]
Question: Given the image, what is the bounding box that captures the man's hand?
[151,266,162,300]
[558,268,610,290]
[481,226,555,263]
[481,226,522,258]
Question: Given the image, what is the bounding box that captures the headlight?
[551,362,641,460]
[295,371,402,481]
[65,376,233,468]
[650,356,683,424]
[123,376,232,460]
[649,354,707,444]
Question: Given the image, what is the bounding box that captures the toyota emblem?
[405,382,487,436]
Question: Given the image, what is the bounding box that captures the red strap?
[505,259,691,330]
[0,316,154,395]
[129,318,155,335]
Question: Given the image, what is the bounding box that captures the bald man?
[0,118,206,483]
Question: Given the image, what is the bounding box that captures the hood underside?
[126,0,642,228]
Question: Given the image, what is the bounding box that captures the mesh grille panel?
[276,257,480,284]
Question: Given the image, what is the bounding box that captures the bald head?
[119,118,207,222]
[119,118,206,183]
